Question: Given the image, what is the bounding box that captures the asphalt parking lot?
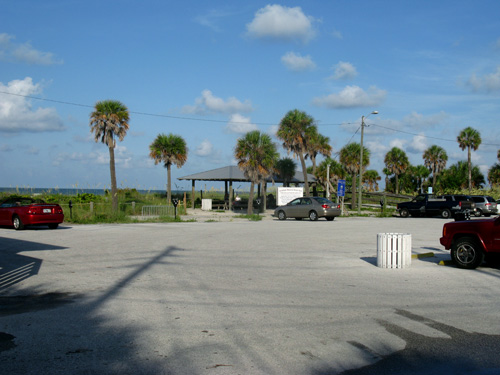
[1,215,500,374]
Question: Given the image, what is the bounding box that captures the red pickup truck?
[440,216,500,269]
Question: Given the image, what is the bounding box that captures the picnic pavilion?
[178,165,315,209]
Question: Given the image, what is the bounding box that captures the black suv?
[397,194,475,219]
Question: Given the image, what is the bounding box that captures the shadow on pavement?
[0,237,68,292]
[311,309,500,375]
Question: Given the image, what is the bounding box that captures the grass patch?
[234,214,263,221]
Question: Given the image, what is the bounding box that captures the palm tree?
[383,167,392,192]
[89,99,130,212]
[384,147,409,195]
[315,158,345,199]
[275,157,297,187]
[149,133,188,203]
[413,165,430,194]
[423,145,448,191]
[488,163,500,187]
[277,109,317,196]
[457,127,482,193]
[339,142,369,209]
[235,130,279,215]
[437,161,485,191]
[363,170,381,192]
[306,130,332,175]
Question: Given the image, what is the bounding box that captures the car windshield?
[0,197,45,207]
[486,196,495,203]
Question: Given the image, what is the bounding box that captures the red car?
[0,196,64,230]
[440,216,500,269]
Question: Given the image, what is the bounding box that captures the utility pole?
[358,111,378,215]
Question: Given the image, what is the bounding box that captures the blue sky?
[1,1,500,192]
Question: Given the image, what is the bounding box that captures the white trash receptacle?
[377,233,412,268]
[201,199,212,211]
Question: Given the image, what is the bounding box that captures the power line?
[370,123,500,147]
[1,90,498,147]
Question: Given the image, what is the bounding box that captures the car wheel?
[451,237,484,269]
[326,217,335,221]
[277,210,287,220]
[48,223,59,229]
[13,215,24,230]
[474,209,482,217]
[441,209,452,219]
[400,208,409,218]
[308,210,318,221]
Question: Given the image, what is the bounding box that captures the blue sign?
[337,180,346,197]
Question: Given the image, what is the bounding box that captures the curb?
[411,252,435,259]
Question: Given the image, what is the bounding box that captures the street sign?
[337,180,346,197]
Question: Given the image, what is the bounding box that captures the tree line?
[89,100,496,213]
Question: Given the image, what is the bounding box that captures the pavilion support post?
[191,180,195,209]
[229,181,233,211]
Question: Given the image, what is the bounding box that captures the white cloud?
[466,66,500,92]
[182,89,253,115]
[402,111,448,129]
[312,85,386,109]
[268,124,279,137]
[331,30,343,40]
[225,114,258,134]
[366,140,387,154]
[0,144,13,152]
[195,139,214,156]
[389,138,407,150]
[56,145,132,168]
[246,5,316,43]
[330,61,357,80]
[194,9,232,32]
[281,52,316,71]
[406,134,427,154]
[0,33,63,65]
[0,77,65,133]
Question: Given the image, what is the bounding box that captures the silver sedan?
[273,197,341,221]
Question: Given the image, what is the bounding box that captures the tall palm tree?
[235,130,279,215]
[457,127,482,193]
[339,142,369,209]
[384,147,409,195]
[306,130,332,175]
[277,109,317,196]
[149,133,188,203]
[89,99,130,212]
[423,145,448,191]
[275,157,297,187]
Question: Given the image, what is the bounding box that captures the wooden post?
[191,180,195,209]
